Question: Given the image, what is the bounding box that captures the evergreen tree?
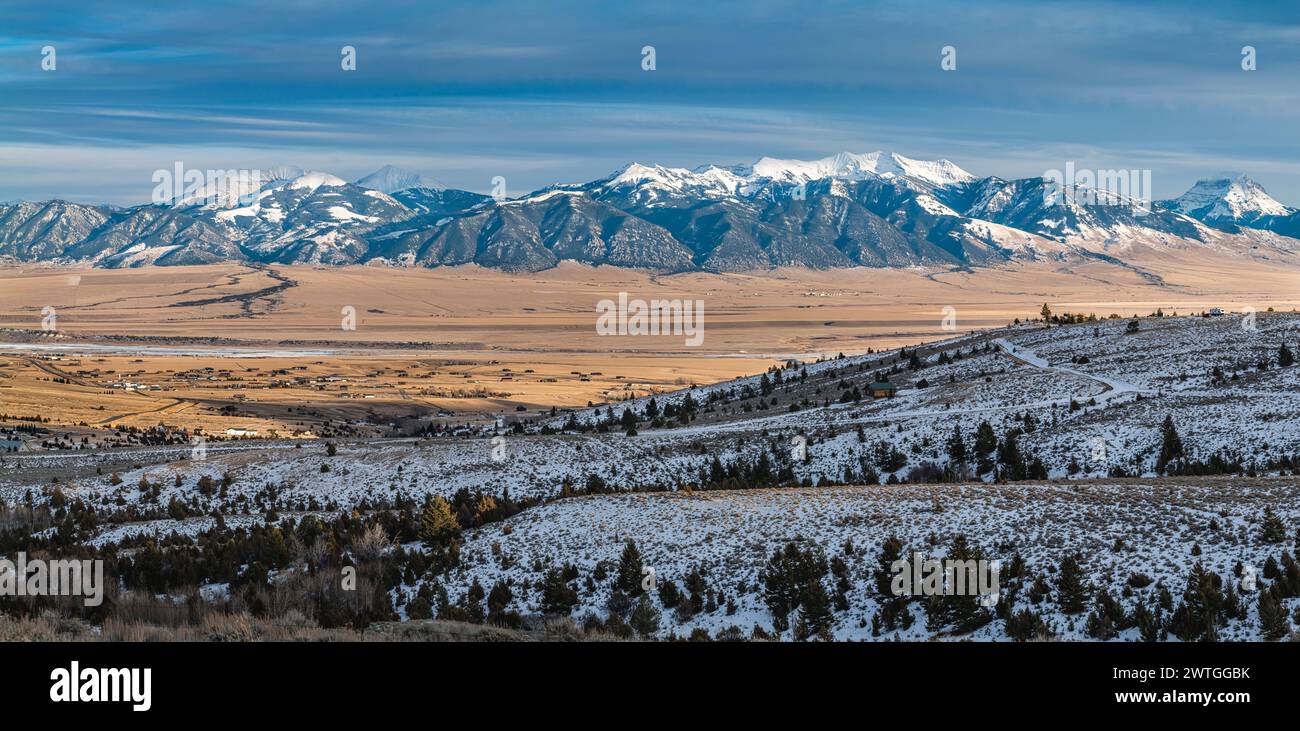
[946,424,967,464]
[1156,414,1183,473]
[794,580,834,641]
[464,578,486,623]
[1005,608,1049,641]
[974,421,998,474]
[924,535,994,635]
[1055,552,1089,614]
[1261,505,1286,543]
[761,542,828,635]
[1258,587,1291,641]
[1168,563,1224,642]
[630,594,662,637]
[1279,342,1295,368]
[539,567,579,615]
[615,538,645,596]
[875,536,904,597]
[998,428,1025,479]
[658,579,681,608]
[1134,598,1162,642]
[486,580,513,625]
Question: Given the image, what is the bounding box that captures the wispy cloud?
[2,0,1299,204]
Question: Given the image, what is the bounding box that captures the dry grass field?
[1,255,1297,435]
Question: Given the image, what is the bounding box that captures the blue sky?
[2,0,1299,205]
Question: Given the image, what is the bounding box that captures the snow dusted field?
[2,312,1297,641]
[444,480,1300,640]
[3,311,1297,544]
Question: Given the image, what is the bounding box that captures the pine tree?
[1279,342,1295,368]
[615,538,645,596]
[794,580,834,641]
[875,536,905,597]
[1261,506,1286,543]
[1041,303,1052,321]
[1156,414,1183,473]
[998,429,1025,479]
[761,542,828,635]
[539,567,578,615]
[974,421,998,474]
[1055,552,1089,614]
[946,424,967,464]
[1134,598,1161,642]
[1258,588,1291,641]
[657,579,681,608]
[630,594,662,637]
[1005,608,1049,641]
[1169,563,1225,642]
[464,578,486,623]
[486,580,513,624]
[925,535,994,635]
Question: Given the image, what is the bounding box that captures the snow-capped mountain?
[1168,175,1292,221]
[354,164,443,194]
[1162,174,1300,238]
[747,150,977,189]
[2,152,1299,272]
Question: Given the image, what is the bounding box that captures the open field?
[1,257,1297,438]
[1,283,1297,644]
[2,257,1299,351]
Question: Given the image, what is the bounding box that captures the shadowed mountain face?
[2,155,1298,272]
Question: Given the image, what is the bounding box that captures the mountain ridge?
[2,155,1299,273]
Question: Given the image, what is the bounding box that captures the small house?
[869,381,897,398]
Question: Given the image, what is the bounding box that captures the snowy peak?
[1170,175,1293,222]
[597,162,749,202]
[354,164,443,194]
[281,171,349,192]
[749,151,975,187]
[595,150,977,205]
[888,153,978,187]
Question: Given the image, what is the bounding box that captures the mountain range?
[3,151,1299,272]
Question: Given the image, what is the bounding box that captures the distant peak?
[1172,174,1291,219]
[354,165,442,193]
[285,171,348,191]
[748,150,974,187]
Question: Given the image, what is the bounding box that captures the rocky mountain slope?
[3,155,1299,272]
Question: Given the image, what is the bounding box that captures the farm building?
[869,381,897,398]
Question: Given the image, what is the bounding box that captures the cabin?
[869,381,897,398]
[1207,307,1225,316]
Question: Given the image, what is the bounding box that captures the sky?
[2,0,1299,205]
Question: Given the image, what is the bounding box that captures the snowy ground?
[2,312,1297,640]
[443,480,1299,641]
